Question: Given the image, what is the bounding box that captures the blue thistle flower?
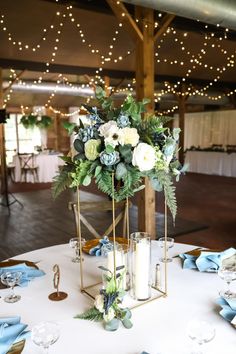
[89,107,104,127]
[100,151,120,166]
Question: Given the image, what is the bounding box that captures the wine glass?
[69,237,86,262]
[218,265,236,299]
[187,319,215,354]
[157,237,174,263]
[0,271,22,303]
[31,321,60,354]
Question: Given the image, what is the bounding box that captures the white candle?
[107,250,126,290]
[134,240,150,300]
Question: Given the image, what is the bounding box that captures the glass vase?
[130,232,151,301]
[102,243,129,291]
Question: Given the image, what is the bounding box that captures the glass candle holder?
[130,232,151,301]
[102,243,129,291]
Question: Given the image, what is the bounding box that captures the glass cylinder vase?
[130,232,151,301]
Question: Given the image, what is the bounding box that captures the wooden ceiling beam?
[154,14,175,42]
[1,58,236,91]
[106,0,143,42]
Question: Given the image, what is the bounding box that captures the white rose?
[94,294,105,313]
[99,121,118,138]
[132,143,156,172]
[103,307,115,322]
[122,127,139,147]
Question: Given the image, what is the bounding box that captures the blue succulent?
[100,151,120,166]
[77,126,98,142]
[117,113,130,128]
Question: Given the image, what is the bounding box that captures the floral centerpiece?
[75,265,132,331]
[53,86,185,219]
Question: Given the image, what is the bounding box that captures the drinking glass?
[69,237,86,262]
[157,237,174,263]
[31,321,60,354]
[218,265,236,299]
[187,319,215,354]
[0,271,22,303]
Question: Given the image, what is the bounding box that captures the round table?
[1,243,236,354]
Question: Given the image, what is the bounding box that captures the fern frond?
[156,171,177,220]
[75,307,103,322]
[52,167,73,199]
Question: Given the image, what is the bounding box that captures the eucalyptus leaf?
[104,318,119,331]
[105,145,114,154]
[74,139,84,153]
[150,177,163,192]
[115,162,127,180]
[63,121,77,135]
[122,318,133,329]
[95,165,102,177]
[122,308,132,320]
[173,128,181,141]
[119,145,132,163]
[82,175,91,186]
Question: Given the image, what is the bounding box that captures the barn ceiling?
[1,0,236,111]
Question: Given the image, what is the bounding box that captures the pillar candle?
[107,249,126,290]
[134,240,150,300]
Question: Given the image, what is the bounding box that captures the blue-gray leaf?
[104,318,119,331]
[122,318,133,329]
[115,162,127,180]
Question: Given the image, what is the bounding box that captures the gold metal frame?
[76,172,168,306]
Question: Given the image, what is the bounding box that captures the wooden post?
[106,0,175,239]
[135,6,156,237]
[0,68,8,196]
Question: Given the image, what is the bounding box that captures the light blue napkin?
[179,248,236,272]
[216,297,236,323]
[0,263,45,286]
[0,316,30,354]
[89,236,112,256]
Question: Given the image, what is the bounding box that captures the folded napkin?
[0,316,30,354]
[89,236,112,256]
[216,297,236,328]
[179,247,236,272]
[0,261,45,287]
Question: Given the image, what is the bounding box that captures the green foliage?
[75,307,103,322]
[20,115,37,129]
[52,167,73,199]
[63,121,77,135]
[95,168,142,202]
[36,115,52,129]
[70,160,93,187]
[155,171,177,220]
[20,114,52,129]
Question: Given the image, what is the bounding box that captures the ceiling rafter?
[106,0,143,42]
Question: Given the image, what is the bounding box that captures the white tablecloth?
[185,151,236,177]
[13,153,64,183]
[1,243,235,354]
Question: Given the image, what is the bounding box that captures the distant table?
[1,243,235,354]
[13,153,64,183]
[185,151,236,177]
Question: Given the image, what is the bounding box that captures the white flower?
[99,121,124,147]
[99,121,118,138]
[121,127,139,147]
[94,294,105,313]
[132,143,156,172]
[103,307,115,322]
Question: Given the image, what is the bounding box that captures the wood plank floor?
[0,172,236,260]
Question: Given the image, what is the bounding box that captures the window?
[5,113,41,163]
